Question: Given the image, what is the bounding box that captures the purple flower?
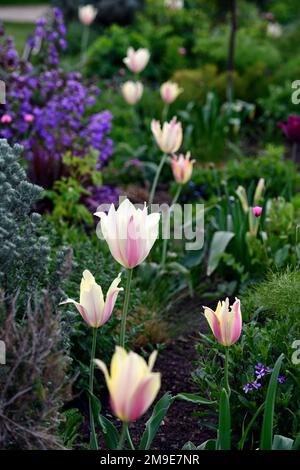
[277,376,286,384]
[243,383,252,393]
[252,380,262,390]
[0,8,113,189]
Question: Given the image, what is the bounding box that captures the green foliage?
[193,270,300,447]
[0,139,70,303]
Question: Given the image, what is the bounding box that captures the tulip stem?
[118,422,128,450]
[120,268,133,348]
[80,25,90,64]
[161,185,182,267]
[89,327,98,450]
[224,347,231,397]
[126,425,135,450]
[149,154,167,206]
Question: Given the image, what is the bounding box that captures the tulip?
[278,115,300,143]
[252,206,263,218]
[203,298,242,347]
[60,269,123,328]
[160,81,183,104]
[94,199,160,270]
[95,347,161,422]
[151,116,183,154]
[60,269,122,450]
[253,178,265,205]
[1,114,12,124]
[78,5,98,25]
[123,47,150,74]
[165,0,184,9]
[171,151,195,184]
[95,199,160,347]
[204,298,242,396]
[178,47,187,56]
[267,22,282,38]
[121,81,143,105]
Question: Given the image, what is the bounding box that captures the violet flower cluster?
[0,8,113,189]
[243,362,286,393]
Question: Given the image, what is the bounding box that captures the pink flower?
[123,47,150,74]
[278,115,300,143]
[203,298,242,347]
[94,198,160,269]
[95,347,161,422]
[60,270,123,328]
[178,47,187,56]
[171,151,195,184]
[24,113,34,123]
[252,206,263,217]
[160,81,183,104]
[151,116,183,154]
[78,5,98,26]
[1,114,12,124]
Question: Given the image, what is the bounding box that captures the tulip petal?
[60,298,90,326]
[102,273,123,324]
[203,306,223,345]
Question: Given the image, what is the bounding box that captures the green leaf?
[182,441,197,450]
[197,439,217,450]
[207,231,235,276]
[272,435,294,450]
[217,388,231,450]
[238,402,265,450]
[98,415,120,450]
[260,353,284,450]
[174,393,216,405]
[88,392,102,450]
[139,392,173,450]
[292,431,300,450]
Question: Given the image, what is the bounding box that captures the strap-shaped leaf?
[260,353,284,450]
[98,415,120,450]
[197,439,217,450]
[139,392,173,450]
[174,393,216,405]
[217,388,231,450]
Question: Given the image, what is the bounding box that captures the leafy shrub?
[0,139,70,304]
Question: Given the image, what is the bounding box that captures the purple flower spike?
[252,380,262,390]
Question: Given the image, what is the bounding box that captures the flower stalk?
[89,327,98,449]
[120,268,133,347]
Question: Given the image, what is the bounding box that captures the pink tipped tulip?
[171,151,195,184]
[78,5,98,26]
[60,270,123,328]
[252,206,263,218]
[94,198,160,269]
[95,347,161,422]
[24,113,34,123]
[121,81,143,105]
[203,298,242,347]
[1,114,12,124]
[160,81,183,104]
[151,116,183,154]
[123,47,150,74]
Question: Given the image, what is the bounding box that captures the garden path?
[0,5,48,23]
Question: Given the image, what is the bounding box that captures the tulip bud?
[160,81,183,104]
[60,270,123,328]
[95,347,161,422]
[78,5,98,26]
[252,206,263,217]
[171,151,195,184]
[203,298,242,347]
[94,198,160,269]
[123,47,150,74]
[151,116,183,154]
[121,81,143,105]
[253,178,265,205]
